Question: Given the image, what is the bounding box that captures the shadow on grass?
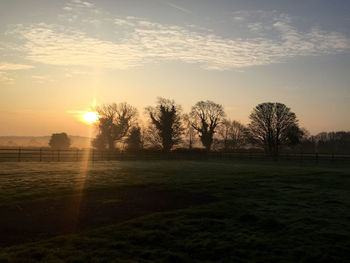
[0,184,215,247]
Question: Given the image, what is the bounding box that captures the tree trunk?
[108,138,115,151]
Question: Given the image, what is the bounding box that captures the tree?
[190,100,225,151]
[248,102,301,157]
[183,113,196,149]
[230,121,247,150]
[95,103,137,151]
[217,119,247,151]
[143,124,162,150]
[286,124,305,146]
[91,133,107,151]
[312,131,350,154]
[217,119,231,151]
[49,133,70,150]
[125,126,142,152]
[146,98,183,152]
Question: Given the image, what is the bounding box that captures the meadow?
[0,160,349,262]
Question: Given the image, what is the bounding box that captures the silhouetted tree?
[287,124,304,146]
[183,113,196,149]
[91,133,107,151]
[248,102,300,157]
[95,103,137,150]
[190,100,225,151]
[313,131,350,154]
[49,133,70,150]
[143,124,162,150]
[230,121,248,150]
[217,119,231,151]
[146,98,183,152]
[125,126,142,152]
[217,119,247,151]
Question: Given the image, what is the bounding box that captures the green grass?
[0,160,350,262]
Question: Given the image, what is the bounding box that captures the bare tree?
[217,119,232,151]
[248,102,301,157]
[217,119,247,151]
[95,103,137,151]
[143,123,162,150]
[190,100,225,151]
[183,113,196,149]
[146,98,183,152]
[230,121,247,150]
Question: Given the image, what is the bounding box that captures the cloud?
[0,62,33,83]
[247,23,264,33]
[63,6,73,11]
[0,72,14,83]
[69,0,94,9]
[31,75,53,82]
[114,18,134,26]
[0,62,33,71]
[7,15,350,71]
[162,1,191,14]
[60,0,105,27]
[62,0,95,16]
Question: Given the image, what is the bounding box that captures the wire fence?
[0,148,349,164]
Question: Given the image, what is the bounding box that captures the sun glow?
[82,111,99,124]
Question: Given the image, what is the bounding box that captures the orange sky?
[1,0,350,136]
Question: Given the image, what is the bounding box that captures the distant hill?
[0,136,91,149]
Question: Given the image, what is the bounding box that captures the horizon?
[1,0,350,137]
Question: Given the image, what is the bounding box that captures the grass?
[0,160,349,262]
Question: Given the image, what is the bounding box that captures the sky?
[0,0,349,136]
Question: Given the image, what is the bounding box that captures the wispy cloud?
[0,62,33,83]
[7,14,350,71]
[63,6,73,11]
[31,75,53,82]
[160,1,192,14]
[114,18,135,27]
[61,0,99,23]
[0,72,14,83]
[247,23,264,33]
[0,62,33,70]
[65,0,94,10]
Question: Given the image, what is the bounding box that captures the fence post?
[76,149,79,162]
[39,148,42,162]
[58,150,60,162]
[92,149,95,163]
[18,147,21,162]
[315,152,319,163]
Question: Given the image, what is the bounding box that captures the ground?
[0,160,349,262]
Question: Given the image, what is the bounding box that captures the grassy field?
[0,160,349,262]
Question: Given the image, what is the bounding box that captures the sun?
[82,111,99,124]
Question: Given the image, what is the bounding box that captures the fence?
[0,148,349,164]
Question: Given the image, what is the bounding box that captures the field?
[0,160,349,262]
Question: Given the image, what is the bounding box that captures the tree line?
[297,131,350,154]
[47,99,350,156]
[90,99,307,157]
